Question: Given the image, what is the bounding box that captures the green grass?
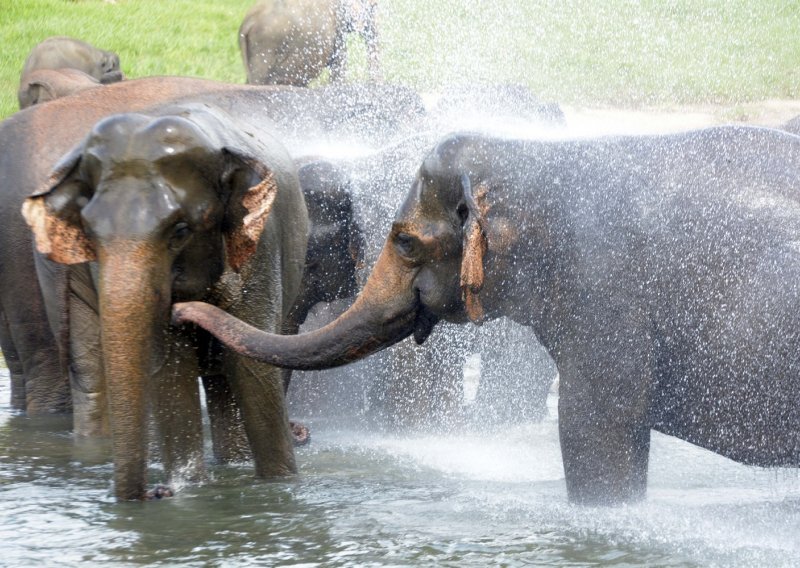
[2,0,800,119]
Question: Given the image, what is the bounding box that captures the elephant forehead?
[83,178,182,238]
[87,113,217,165]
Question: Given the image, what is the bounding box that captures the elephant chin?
[412,307,439,344]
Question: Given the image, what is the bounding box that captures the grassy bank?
[2,0,799,119]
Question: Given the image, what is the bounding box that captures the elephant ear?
[21,147,96,265]
[220,147,280,273]
[459,173,489,325]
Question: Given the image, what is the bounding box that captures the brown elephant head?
[22,105,283,500]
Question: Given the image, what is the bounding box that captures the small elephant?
[239,0,380,86]
[20,36,123,86]
[22,103,308,501]
[18,68,102,109]
[175,127,800,505]
[282,158,365,392]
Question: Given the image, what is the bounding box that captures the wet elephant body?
[0,75,422,420]
[1,77,232,417]
[176,126,800,504]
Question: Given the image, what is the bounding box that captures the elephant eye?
[457,203,469,226]
[394,232,417,258]
[169,222,192,248]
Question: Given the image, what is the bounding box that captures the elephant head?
[173,134,508,369]
[22,105,281,500]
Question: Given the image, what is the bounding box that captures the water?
[1,366,798,567]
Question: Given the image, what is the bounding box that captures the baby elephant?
[17,68,102,110]
[18,36,123,108]
[239,0,380,86]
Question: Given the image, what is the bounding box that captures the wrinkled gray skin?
[282,159,365,392]
[19,36,123,88]
[175,127,800,505]
[239,0,380,86]
[23,103,308,501]
[18,68,103,110]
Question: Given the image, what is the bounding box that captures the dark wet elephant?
[176,127,800,505]
[1,77,232,418]
[282,159,365,392]
[18,68,103,110]
[239,0,380,86]
[22,103,308,501]
[19,36,123,97]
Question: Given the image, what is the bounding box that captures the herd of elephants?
[2,0,799,506]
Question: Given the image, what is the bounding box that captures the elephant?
[18,68,103,110]
[21,102,308,501]
[283,159,365,391]
[19,36,123,89]
[1,77,232,419]
[239,0,380,87]
[174,127,800,505]
[286,134,555,433]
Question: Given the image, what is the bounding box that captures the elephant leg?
[201,374,251,463]
[67,264,109,437]
[329,23,348,83]
[0,309,26,410]
[362,1,380,82]
[227,354,296,477]
[556,315,654,505]
[151,327,205,485]
[0,294,69,414]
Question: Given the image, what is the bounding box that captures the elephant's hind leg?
[202,374,251,463]
[0,309,26,410]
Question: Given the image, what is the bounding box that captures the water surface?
[1,367,798,567]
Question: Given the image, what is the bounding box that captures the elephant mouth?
[412,304,439,344]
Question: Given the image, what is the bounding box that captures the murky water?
[1,365,798,567]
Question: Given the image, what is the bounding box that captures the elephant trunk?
[173,243,431,370]
[98,241,170,501]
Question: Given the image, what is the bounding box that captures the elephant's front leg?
[151,326,206,487]
[227,353,296,477]
[556,312,655,505]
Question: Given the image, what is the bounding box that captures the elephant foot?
[145,485,174,500]
[290,421,310,446]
